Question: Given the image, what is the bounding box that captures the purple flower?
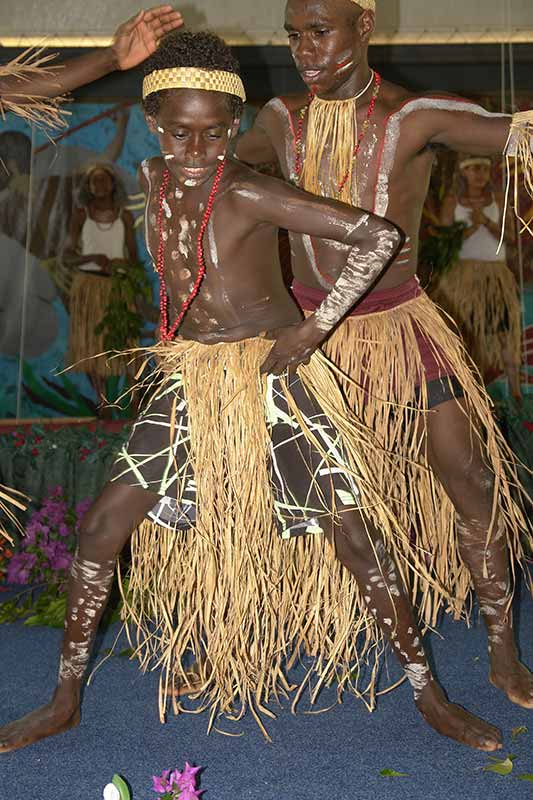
[176,764,201,791]
[168,770,182,788]
[58,523,71,538]
[152,771,172,794]
[75,499,92,519]
[178,789,202,800]
[7,552,37,584]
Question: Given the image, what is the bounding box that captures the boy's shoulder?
[138,156,165,189]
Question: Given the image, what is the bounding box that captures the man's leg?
[425,395,533,708]
[330,508,503,750]
[0,481,160,753]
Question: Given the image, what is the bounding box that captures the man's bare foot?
[0,702,80,753]
[490,657,533,709]
[416,682,502,751]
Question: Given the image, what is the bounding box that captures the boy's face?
[284,0,373,97]
[149,89,238,187]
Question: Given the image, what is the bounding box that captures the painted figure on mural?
[430,155,522,401]
[233,0,533,748]
[64,163,140,412]
[0,6,184,534]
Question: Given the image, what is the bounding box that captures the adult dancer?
[235,0,533,710]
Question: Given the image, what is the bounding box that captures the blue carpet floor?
[1,582,532,800]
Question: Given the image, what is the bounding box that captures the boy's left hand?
[261,317,324,376]
[111,5,184,71]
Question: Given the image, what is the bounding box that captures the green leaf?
[118,647,135,658]
[380,769,408,777]
[112,774,131,800]
[511,726,528,740]
[517,774,533,782]
[482,755,515,776]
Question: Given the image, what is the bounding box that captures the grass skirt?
[430,259,522,378]
[318,290,531,628]
[116,338,404,734]
[67,273,135,378]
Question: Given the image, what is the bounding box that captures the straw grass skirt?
[316,284,531,629]
[67,273,135,379]
[430,259,522,379]
[110,337,407,733]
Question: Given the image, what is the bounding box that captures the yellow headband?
[459,157,492,170]
[352,0,376,10]
[143,67,246,103]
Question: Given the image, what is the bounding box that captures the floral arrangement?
[0,486,91,627]
[7,486,89,587]
[103,764,203,800]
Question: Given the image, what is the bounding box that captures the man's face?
[149,90,238,187]
[284,0,372,97]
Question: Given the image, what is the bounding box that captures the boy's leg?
[330,508,503,751]
[0,481,160,753]
[425,395,533,708]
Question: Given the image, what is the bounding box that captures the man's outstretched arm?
[0,5,183,103]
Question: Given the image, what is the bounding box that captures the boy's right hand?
[261,317,324,376]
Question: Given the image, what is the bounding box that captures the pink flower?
[178,789,202,800]
[177,763,201,791]
[152,771,172,794]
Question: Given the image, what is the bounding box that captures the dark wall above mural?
[1,43,532,102]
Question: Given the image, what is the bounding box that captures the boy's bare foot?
[416,682,502,751]
[0,702,80,753]
[170,662,205,697]
[490,656,533,709]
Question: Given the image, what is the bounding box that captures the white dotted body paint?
[58,554,114,682]
[161,196,172,219]
[178,216,191,259]
[374,99,509,217]
[404,662,431,700]
[314,227,400,333]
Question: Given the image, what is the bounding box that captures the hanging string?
[504,0,529,390]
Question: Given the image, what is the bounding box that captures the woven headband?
[351,0,376,10]
[143,67,246,102]
[459,157,492,170]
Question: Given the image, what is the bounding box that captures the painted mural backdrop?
[0,102,161,418]
[420,91,533,402]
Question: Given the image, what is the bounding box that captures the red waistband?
[292,276,422,316]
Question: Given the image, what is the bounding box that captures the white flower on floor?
[103,784,121,800]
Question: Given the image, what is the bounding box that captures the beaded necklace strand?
[156,159,226,342]
[294,71,382,197]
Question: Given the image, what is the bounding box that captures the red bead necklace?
[156,159,226,342]
[294,71,382,197]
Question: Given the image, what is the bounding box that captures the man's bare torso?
[257,79,486,292]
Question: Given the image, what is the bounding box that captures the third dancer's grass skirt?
[68,273,135,379]
[109,337,408,734]
[430,259,522,379]
[293,277,532,631]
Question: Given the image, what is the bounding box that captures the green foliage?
[112,774,132,800]
[420,222,466,279]
[482,755,516,776]
[380,769,408,777]
[95,262,152,353]
[0,585,66,627]
[511,726,528,740]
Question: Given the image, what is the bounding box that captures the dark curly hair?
[142,31,243,119]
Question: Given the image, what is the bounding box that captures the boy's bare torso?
[141,156,301,343]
